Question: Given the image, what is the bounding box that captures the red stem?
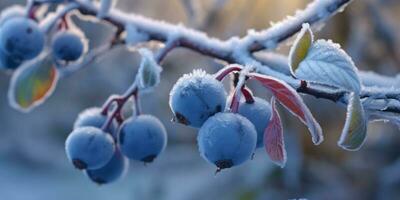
[229,90,240,113]
[215,65,242,81]
[241,87,255,104]
[100,86,138,132]
[28,6,38,21]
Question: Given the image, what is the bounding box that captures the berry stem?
[215,65,242,81]
[241,87,255,104]
[100,83,139,132]
[155,38,180,64]
[133,89,142,116]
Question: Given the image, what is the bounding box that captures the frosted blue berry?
[65,127,115,170]
[119,115,167,163]
[169,70,226,128]
[0,17,44,60]
[51,31,84,61]
[73,107,117,135]
[198,112,257,170]
[85,150,129,185]
[238,97,272,148]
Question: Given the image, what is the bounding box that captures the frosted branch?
[31,0,400,121]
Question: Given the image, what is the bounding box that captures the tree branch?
[34,0,400,121]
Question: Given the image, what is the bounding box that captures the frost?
[97,0,118,19]
[338,93,367,151]
[359,71,400,88]
[137,48,162,91]
[295,39,361,93]
[125,23,149,46]
[170,69,214,96]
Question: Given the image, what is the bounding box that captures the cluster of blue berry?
[65,93,167,185]
[169,68,272,173]
[0,7,84,70]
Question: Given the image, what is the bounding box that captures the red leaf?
[250,73,323,145]
[264,97,286,167]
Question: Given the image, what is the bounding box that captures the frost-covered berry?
[73,107,117,135]
[0,17,44,60]
[119,115,167,163]
[65,127,115,170]
[238,97,272,148]
[198,112,257,170]
[169,70,226,128]
[51,31,84,61]
[85,150,129,185]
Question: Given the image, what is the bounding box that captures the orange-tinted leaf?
[8,53,59,112]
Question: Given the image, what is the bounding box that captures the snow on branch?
[32,0,400,121]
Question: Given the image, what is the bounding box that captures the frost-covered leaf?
[250,73,323,145]
[264,97,286,167]
[338,92,368,151]
[125,24,149,46]
[289,23,313,76]
[97,0,117,19]
[8,53,59,112]
[295,39,361,93]
[137,48,162,91]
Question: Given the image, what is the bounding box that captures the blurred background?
[1,0,400,199]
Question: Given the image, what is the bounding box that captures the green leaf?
[137,48,162,91]
[8,53,59,112]
[338,93,368,151]
[289,23,313,76]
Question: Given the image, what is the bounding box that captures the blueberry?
[197,112,257,170]
[85,150,129,185]
[51,31,84,61]
[119,115,167,163]
[73,107,117,135]
[0,17,45,60]
[238,97,272,148]
[65,127,115,170]
[169,70,226,128]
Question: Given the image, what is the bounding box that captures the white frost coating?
[338,93,367,151]
[125,23,149,46]
[169,69,226,104]
[238,0,349,49]
[97,0,117,19]
[74,0,233,56]
[295,39,361,93]
[137,48,162,91]
[359,71,400,88]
